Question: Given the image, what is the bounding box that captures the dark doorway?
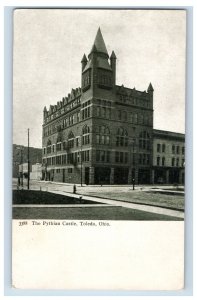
[138,169,150,184]
[169,169,179,184]
[114,167,129,184]
[85,167,89,185]
[95,167,110,184]
[63,169,65,183]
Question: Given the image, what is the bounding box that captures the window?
[82,125,90,145]
[81,150,90,162]
[177,146,180,154]
[96,150,111,163]
[76,137,79,147]
[162,144,165,153]
[95,125,110,145]
[182,147,185,155]
[117,110,121,120]
[139,131,150,150]
[116,127,128,147]
[122,111,127,121]
[172,157,175,167]
[134,113,138,124]
[77,112,80,123]
[157,156,160,166]
[56,155,62,165]
[47,140,52,154]
[43,148,46,155]
[56,142,62,151]
[172,145,175,154]
[176,158,179,167]
[157,144,161,152]
[68,168,73,173]
[162,157,165,166]
[115,152,128,164]
[68,131,75,149]
[82,100,91,120]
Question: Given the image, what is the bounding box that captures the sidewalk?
[49,190,184,219]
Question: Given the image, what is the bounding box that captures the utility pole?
[27,128,30,190]
[21,147,23,188]
[80,134,83,187]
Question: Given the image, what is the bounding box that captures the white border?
[1,1,195,298]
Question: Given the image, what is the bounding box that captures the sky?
[13,9,186,148]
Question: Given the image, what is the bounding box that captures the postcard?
[12,9,186,290]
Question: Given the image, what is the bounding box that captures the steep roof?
[91,27,108,55]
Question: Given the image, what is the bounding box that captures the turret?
[110,51,117,87]
[43,106,47,122]
[81,54,87,71]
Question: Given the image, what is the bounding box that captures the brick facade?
[42,28,185,185]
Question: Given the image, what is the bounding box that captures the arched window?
[82,125,90,145]
[47,139,52,154]
[68,131,75,149]
[139,131,150,150]
[116,127,128,147]
[96,125,110,145]
[56,135,62,152]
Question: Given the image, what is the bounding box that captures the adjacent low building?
[152,129,185,184]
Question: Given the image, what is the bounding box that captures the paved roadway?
[12,179,184,220]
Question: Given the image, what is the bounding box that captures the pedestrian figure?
[132,178,135,190]
[73,184,76,194]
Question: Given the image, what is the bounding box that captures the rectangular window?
[106,151,110,163]
[77,112,80,122]
[101,151,105,162]
[176,158,179,167]
[120,152,123,163]
[115,152,119,163]
[96,106,101,117]
[162,157,165,166]
[125,152,128,163]
[172,145,175,154]
[96,134,100,144]
[182,147,185,155]
[157,144,161,152]
[172,157,175,167]
[162,144,165,152]
[118,110,121,120]
[96,150,100,162]
[177,146,180,154]
[157,156,160,166]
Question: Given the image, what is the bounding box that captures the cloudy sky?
[13,9,186,148]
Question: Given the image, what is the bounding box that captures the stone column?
[134,169,138,185]
[151,169,155,184]
[110,168,114,185]
[128,168,132,184]
[89,167,95,185]
[179,170,183,184]
[166,169,169,184]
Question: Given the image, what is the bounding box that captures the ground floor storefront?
[42,165,155,185]
[152,167,184,184]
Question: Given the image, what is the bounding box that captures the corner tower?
[81,28,116,95]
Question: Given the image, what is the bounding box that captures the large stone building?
[42,28,184,185]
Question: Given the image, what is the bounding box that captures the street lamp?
[80,134,83,187]
[16,146,24,188]
[129,138,135,190]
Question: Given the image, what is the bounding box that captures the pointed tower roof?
[90,27,108,55]
[81,54,87,63]
[148,82,154,92]
[110,51,117,59]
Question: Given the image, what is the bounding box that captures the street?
[12,178,184,220]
